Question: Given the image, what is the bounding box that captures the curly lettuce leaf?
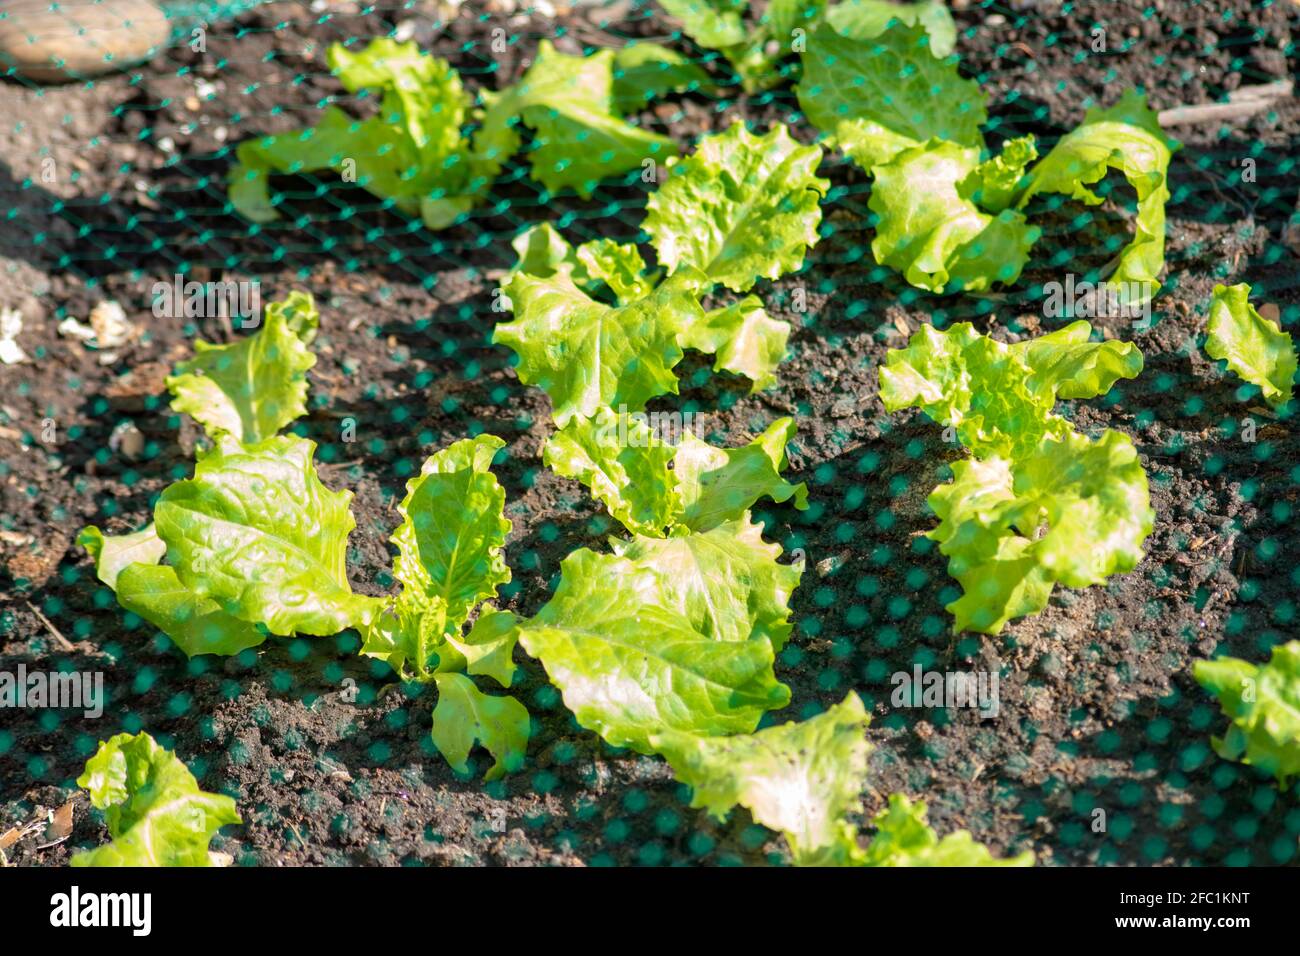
[361,435,512,680]
[674,416,809,530]
[391,435,511,630]
[360,593,452,679]
[797,22,986,170]
[575,240,656,304]
[1204,282,1296,407]
[644,122,828,293]
[683,296,791,392]
[1194,642,1300,786]
[1015,319,1145,402]
[958,135,1038,214]
[80,524,265,658]
[517,549,791,753]
[431,673,529,781]
[543,410,808,537]
[928,428,1154,634]
[869,138,1039,292]
[879,321,1141,459]
[153,435,378,637]
[824,0,955,56]
[859,794,1033,866]
[495,268,703,426]
[166,291,318,444]
[1015,89,1179,307]
[650,692,870,865]
[507,226,653,304]
[73,732,240,867]
[501,42,678,198]
[230,40,481,229]
[612,513,803,651]
[543,406,681,537]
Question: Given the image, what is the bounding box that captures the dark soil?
[2,0,1299,866]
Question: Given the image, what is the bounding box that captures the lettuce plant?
[358,434,529,778]
[516,410,809,753]
[797,23,1179,300]
[495,122,825,422]
[167,291,319,444]
[229,39,679,230]
[881,322,1153,633]
[73,732,240,867]
[230,39,491,229]
[1203,282,1296,408]
[1194,642,1300,786]
[653,692,1031,865]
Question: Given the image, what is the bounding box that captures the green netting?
[1,0,1299,868]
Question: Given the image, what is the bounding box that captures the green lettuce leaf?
[431,673,530,781]
[391,435,512,630]
[153,434,378,637]
[928,428,1154,634]
[869,138,1039,292]
[506,226,654,304]
[79,524,266,657]
[858,794,1033,866]
[1014,89,1179,307]
[879,321,1142,459]
[79,524,166,591]
[674,416,810,531]
[958,135,1038,214]
[543,410,809,536]
[361,435,512,680]
[644,122,828,293]
[1194,642,1300,786]
[574,240,656,304]
[824,0,957,57]
[166,291,318,444]
[359,593,451,679]
[683,296,791,392]
[611,513,804,650]
[444,606,521,690]
[797,22,986,170]
[658,0,748,49]
[612,42,715,113]
[229,39,482,230]
[499,41,678,198]
[650,692,870,865]
[543,406,681,537]
[1204,282,1296,407]
[517,549,791,753]
[72,732,241,867]
[495,268,704,426]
